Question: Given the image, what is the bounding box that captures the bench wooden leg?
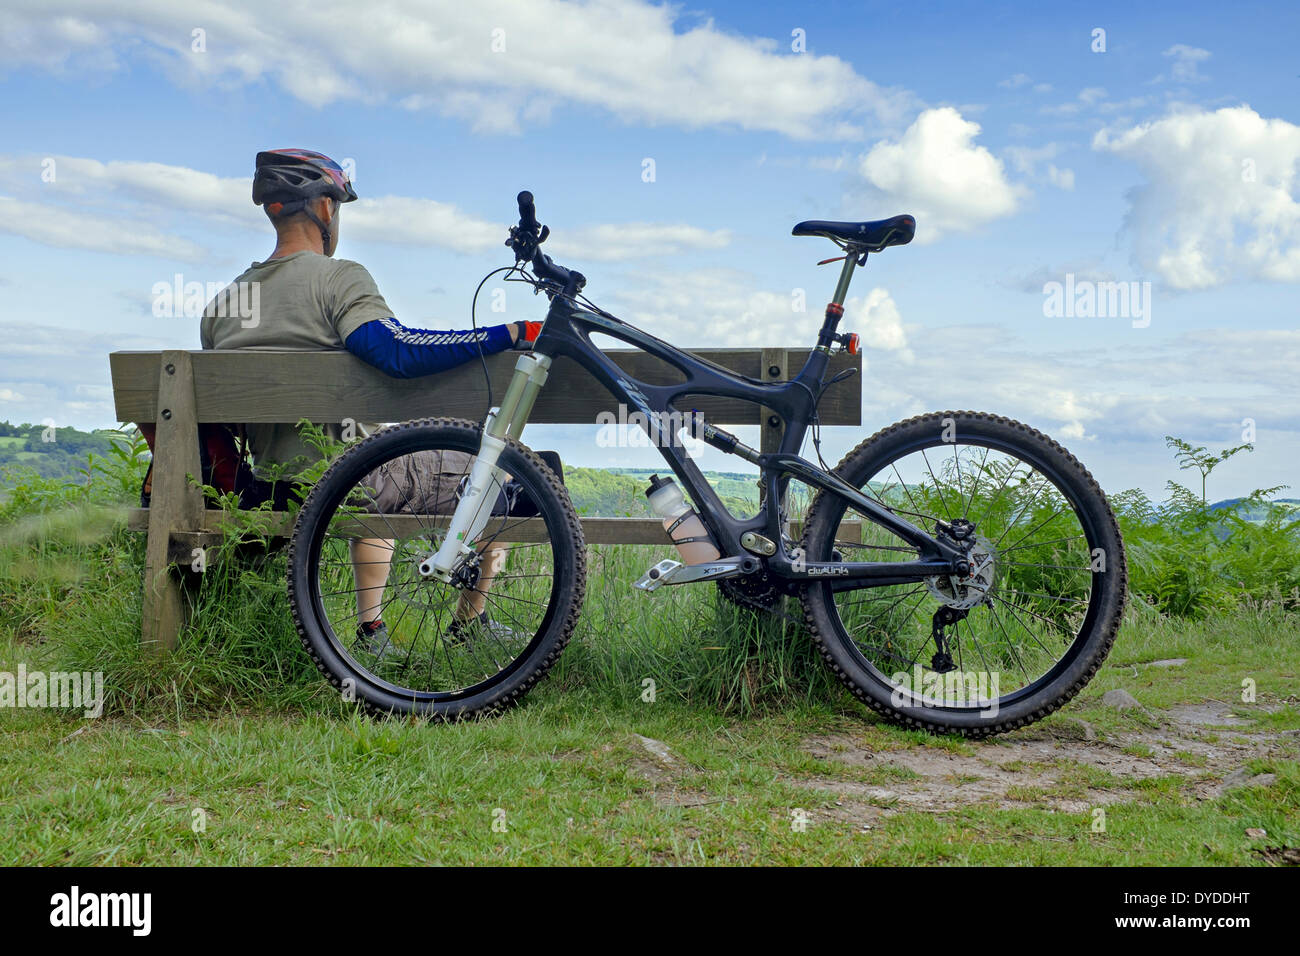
[142,560,201,650]
[141,350,206,651]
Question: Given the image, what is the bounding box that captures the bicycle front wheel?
[799,411,1126,737]
[287,417,586,718]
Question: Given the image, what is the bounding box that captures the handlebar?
[507,190,585,297]
[517,190,538,232]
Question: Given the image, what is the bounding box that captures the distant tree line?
[0,421,122,483]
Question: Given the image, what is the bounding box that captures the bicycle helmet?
[253,148,357,253]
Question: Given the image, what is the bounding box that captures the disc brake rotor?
[924,534,996,610]
[388,535,462,612]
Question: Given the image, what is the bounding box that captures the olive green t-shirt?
[199,251,391,478]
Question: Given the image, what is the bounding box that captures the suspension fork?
[419,351,553,581]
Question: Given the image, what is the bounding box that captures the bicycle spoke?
[998,533,1087,554]
[962,446,991,521]
[974,457,1026,530]
[952,442,964,519]
[990,593,1066,652]
[892,462,929,523]
[842,585,925,622]
[995,503,1068,552]
[920,448,954,521]
[1001,559,1094,572]
[988,604,1032,682]
[1003,588,1089,607]
[992,476,1053,549]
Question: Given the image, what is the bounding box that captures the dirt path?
[793,700,1297,825]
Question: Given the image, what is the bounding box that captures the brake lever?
[505,221,550,261]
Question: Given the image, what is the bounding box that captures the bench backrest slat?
[109,349,861,426]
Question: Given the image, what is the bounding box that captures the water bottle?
[645,475,720,564]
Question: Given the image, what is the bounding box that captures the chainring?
[716,570,784,613]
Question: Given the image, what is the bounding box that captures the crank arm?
[634,556,750,592]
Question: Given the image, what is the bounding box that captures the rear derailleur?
[930,605,967,674]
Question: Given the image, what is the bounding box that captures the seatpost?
[831,251,859,305]
[817,250,862,350]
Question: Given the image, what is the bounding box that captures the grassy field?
[1,432,1297,866]
[1,529,1296,866]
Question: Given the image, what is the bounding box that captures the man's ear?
[316,196,336,225]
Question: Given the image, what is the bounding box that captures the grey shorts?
[360,450,510,515]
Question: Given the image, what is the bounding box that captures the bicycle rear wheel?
[799,411,1126,737]
[287,417,586,718]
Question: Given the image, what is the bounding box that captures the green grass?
[1,682,1295,865]
[1,430,1298,865]
[2,541,1297,865]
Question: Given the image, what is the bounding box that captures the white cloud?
[0,196,207,260]
[55,157,250,210]
[847,288,912,361]
[346,197,506,252]
[858,108,1024,241]
[0,154,262,230]
[549,223,731,261]
[806,154,850,172]
[1059,421,1086,440]
[1047,165,1074,190]
[0,153,729,261]
[0,14,117,72]
[1042,86,1131,116]
[1004,143,1058,176]
[999,73,1031,89]
[1040,102,1079,117]
[1096,95,1156,115]
[355,206,734,259]
[601,267,808,347]
[1094,106,1300,288]
[1161,44,1211,83]
[2,0,913,140]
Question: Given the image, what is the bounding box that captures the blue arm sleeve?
[344,318,515,379]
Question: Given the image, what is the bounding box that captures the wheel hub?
[925,532,996,610]
[390,536,470,611]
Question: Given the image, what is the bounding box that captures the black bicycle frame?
[528,292,967,586]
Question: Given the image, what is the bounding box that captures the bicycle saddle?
[792,215,916,252]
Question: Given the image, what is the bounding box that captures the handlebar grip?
[517,191,538,230]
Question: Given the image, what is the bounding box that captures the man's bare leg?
[351,538,393,625]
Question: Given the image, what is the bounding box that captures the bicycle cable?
[808,367,859,472]
[469,264,525,411]
[469,258,597,411]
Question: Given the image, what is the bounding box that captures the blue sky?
[1,0,1297,499]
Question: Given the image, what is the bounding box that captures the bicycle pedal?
[634,559,683,593]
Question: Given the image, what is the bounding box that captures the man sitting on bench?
[200,148,542,659]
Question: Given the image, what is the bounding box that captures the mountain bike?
[287,191,1127,736]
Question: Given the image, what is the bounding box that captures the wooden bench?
[110,347,861,650]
